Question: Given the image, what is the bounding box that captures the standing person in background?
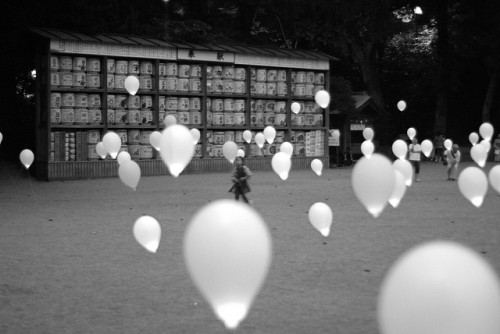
[409,137,422,182]
[445,144,461,181]
[433,132,445,163]
[228,156,252,204]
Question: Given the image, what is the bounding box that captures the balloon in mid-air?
[19,149,34,169]
[308,202,333,237]
[310,159,323,176]
[133,215,161,253]
[124,75,140,95]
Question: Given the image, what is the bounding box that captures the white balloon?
[397,100,407,111]
[124,75,140,95]
[363,127,374,141]
[378,241,500,334]
[479,122,495,141]
[0,132,3,145]
[117,151,131,165]
[236,149,245,158]
[314,90,331,108]
[279,141,294,156]
[444,139,453,150]
[291,102,301,114]
[149,131,162,151]
[420,139,433,158]
[331,129,340,142]
[352,154,395,218]
[19,149,34,169]
[271,152,292,180]
[223,141,238,163]
[95,142,107,159]
[458,167,488,207]
[407,127,416,140]
[255,133,265,149]
[392,140,408,160]
[190,128,201,145]
[392,159,413,187]
[263,126,276,144]
[470,144,488,168]
[388,170,407,208]
[164,114,177,127]
[118,160,141,191]
[361,140,375,158]
[159,124,195,177]
[133,215,161,253]
[480,139,491,153]
[488,165,500,195]
[183,200,272,330]
[242,130,252,144]
[308,202,333,237]
[469,132,479,145]
[102,132,122,159]
[311,159,323,176]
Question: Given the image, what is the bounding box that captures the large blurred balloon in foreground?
[378,240,500,334]
[488,165,500,195]
[117,151,131,165]
[159,124,195,177]
[271,152,291,180]
[133,215,161,253]
[184,200,272,330]
[352,154,395,218]
[308,202,332,237]
[118,160,141,191]
[19,149,34,169]
[392,159,413,186]
[458,167,488,207]
[388,170,407,208]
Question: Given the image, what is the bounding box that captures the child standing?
[229,156,252,203]
[409,137,422,182]
[445,144,461,180]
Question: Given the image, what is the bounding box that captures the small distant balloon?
[420,139,433,158]
[95,142,107,159]
[388,170,407,208]
[444,139,453,150]
[470,144,488,167]
[124,75,140,95]
[279,142,294,156]
[392,140,408,160]
[291,102,301,114]
[363,127,374,141]
[458,167,488,207]
[397,100,407,111]
[479,122,494,141]
[308,202,333,237]
[469,132,479,146]
[149,131,162,151]
[407,127,416,140]
[242,130,252,144]
[255,133,265,149]
[102,132,122,159]
[118,160,141,191]
[164,114,177,127]
[393,159,414,187]
[19,149,34,169]
[310,159,323,176]
[236,149,245,158]
[222,141,238,163]
[314,90,331,109]
[159,124,195,177]
[361,140,375,158]
[488,165,500,195]
[190,128,201,145]
[133,215,161,253]
[0,132,3,145]
[271,152,291,180]
[263,126,276,144]
[117,151,131,165]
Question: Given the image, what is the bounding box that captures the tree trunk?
[482,71,498,122]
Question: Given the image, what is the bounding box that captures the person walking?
[445,144,461,180]
[408,137,422,182]
[228,156,252,203]
[433,132,445,163]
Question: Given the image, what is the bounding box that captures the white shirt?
[409,144,421,161]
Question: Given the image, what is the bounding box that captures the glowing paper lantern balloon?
[117,151,131,165]
[388,170,407,208]
[102,132,122,159]
[406,127,416,140]
[314,90,331,108]
[164,114,177,127]
[488,165,500,195]
[361,140,375,158]
[19,149,34,169]
[470,144,488,168]
[363,127,374,141]
[149,131,162,151]
[352,154,395,218]
[255,133,265,149]
[124,75,140,95]
[223,141,238,163]
[159,124,195,177]
[118,160,141,191]
[392,140,408,160]
[480,139,491,153]
[242,130,252,144]
[469,132,479,145]
[271,152,291,180]
[420,139,433,158]
[397,100,407,111]
[279,141,293,156]
[458,167,488,207]
[479,122,494,141]
[184,200,272,330]
[308,202,332,237]
[444,139,453,150]
[236,149,245,158]
[378,241,500,334]
[190,128,201,145]
[133,215,161,253]
[393,159,413,187]
[291,102,301,114]
[263,126,276,144]
[310,159,323,176]
[95,142,107,159]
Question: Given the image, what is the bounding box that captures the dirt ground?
[1,160,499,334]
